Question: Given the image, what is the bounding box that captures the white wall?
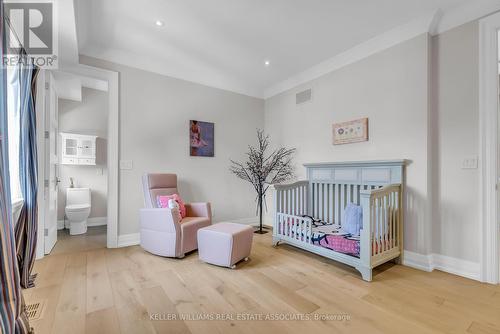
[264,22,483,269]
[265,34,432,255]
[80,56,265,235]
[431,22,479,263]
[58,87,108,220]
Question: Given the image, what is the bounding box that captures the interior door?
[44,73,58,254]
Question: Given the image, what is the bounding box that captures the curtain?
[0,0,31,332]
[14,59,38,289]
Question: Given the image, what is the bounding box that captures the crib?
[272,160,406,281]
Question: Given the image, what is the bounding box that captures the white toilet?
[65,188,91,235]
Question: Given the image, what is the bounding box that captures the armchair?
[140,173,211,258]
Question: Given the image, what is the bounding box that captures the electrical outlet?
[119,160,133,170]
[462,156,478,169]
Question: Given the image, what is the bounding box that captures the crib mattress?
[310,225,360,258]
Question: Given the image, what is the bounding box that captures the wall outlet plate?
[462,156,478,169]
[119,160,133,170]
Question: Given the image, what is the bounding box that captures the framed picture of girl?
[190,120,214,157]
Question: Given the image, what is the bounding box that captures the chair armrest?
[185,202,212,219]
[139,208,181,233]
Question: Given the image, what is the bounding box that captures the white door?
[44,73,58,254]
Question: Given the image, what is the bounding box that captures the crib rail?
[360,184,402,267]
[273,180,403,277]
[274,181,309,217]
[275,213,313,244]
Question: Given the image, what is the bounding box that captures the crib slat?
[377,198,382,254]
[384,195,388,252]
[391,192,395,249]
[371,198,375,256]
[328,184,333,224]
[347,184,352,204]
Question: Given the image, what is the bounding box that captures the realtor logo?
[3,0,58,68]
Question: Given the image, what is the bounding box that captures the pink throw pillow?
[157,194,187,218]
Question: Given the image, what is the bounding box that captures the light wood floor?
[24,227,500,334]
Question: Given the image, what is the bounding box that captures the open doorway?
[479,12,500,284]
[55,85,109,253]
[36,65,119,258]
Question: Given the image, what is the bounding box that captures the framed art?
[190,120,214,157]
[333,118,368,145]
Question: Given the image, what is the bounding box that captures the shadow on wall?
[178,179,195,202]
[96,137,107,165]
[404,186,428,255]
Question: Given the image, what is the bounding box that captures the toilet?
[65,188,91,235]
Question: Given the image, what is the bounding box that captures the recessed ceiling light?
[155,20,164,27]
[264,60,270,66]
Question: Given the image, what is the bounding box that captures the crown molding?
[79,47,265,99]
[263,10,440,99]
[76,1,500,101]
[264,1,500,99]
[435,0,500,35]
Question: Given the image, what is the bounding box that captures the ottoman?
[197,223,253,269]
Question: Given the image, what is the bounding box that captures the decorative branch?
[229,130,296,233]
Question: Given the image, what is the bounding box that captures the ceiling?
[75,0,481,98]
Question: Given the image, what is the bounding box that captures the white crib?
[272,160,406,281]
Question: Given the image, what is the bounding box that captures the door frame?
[479,11,500,284]
[36,64,119,257]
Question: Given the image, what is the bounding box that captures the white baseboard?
[404,251,480,281]
[117,233,140,248]
[403,251,433,272]
[57,216,107,230]
[116,217,265,249]
[219,217,273,228]
[88,217,107,227]
[227,217,259,225]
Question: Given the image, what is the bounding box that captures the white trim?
[117,233,140,247]
[264,2,500,99]
[57,216,107,230]
[404,251,480,281]
[35,70,46,260]
[436,0,500,35]
[403,251,433,272]
[432,254,480,281]
[88,216,107,227]
[478,11,500,284]
[226,217,259,225]
[263,11,440,98]
[58,64,120,249]
[80,48,263,99]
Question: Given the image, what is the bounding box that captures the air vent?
[296,88,312,105]
[26,300,46,320]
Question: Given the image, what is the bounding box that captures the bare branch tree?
[230,130,296,234]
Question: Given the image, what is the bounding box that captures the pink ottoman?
[197,223,253,269]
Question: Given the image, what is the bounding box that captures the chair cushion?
[180,217,211,254]
[157,194,187,218]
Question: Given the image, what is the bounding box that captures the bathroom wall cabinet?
[60,133,98,165]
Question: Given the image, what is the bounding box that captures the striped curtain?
[0,0,31,332]
[14,60,38,289]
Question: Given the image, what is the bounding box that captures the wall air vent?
[296,88,312,105]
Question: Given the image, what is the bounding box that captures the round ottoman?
[197,223,253,269]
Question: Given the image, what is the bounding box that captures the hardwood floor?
[24,227,500,334]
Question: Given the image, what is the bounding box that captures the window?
[7,64,22,201]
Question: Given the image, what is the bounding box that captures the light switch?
[120,160,133,170]
[462,156,478,169]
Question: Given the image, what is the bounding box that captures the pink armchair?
[140,173,211,258]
